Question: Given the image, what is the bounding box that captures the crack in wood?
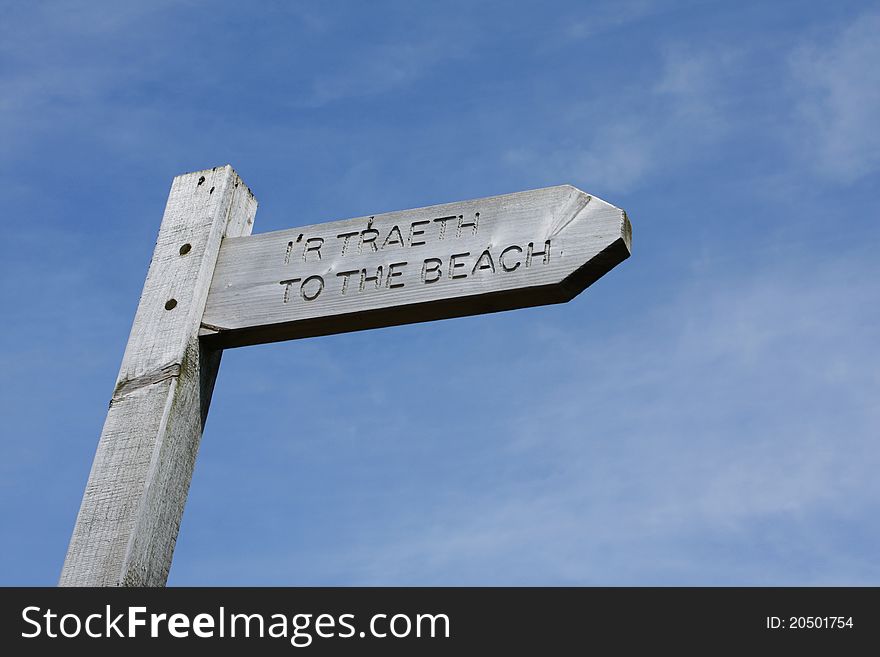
[199,321,228,333]
[548,188,591,240]
[111,363,181,403]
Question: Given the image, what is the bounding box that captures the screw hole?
[164,299,178,311]
[197,176,205,186]
[179,243,192,255]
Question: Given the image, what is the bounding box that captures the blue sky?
[1,0,878,585]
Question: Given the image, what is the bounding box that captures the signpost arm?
[59,166,257,586]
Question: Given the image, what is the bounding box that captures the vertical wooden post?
[60,166,257,586]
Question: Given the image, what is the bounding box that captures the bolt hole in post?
[164,299,178,311]
[179,243,192,256]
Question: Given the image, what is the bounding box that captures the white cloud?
[0,2,176,156]
[300,38,469,108]
[788,12,880,183]
[505,10,880,194]
[503,43,737,193]
[564,0,661,40]
[315,246,880,584]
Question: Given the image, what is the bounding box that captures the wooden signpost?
[60,165,632,586]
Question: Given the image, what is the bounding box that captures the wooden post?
[60,171,630,586]
[59,166,257,586]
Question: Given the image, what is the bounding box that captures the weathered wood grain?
[59,166,257,586]
[201,185,631,348]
